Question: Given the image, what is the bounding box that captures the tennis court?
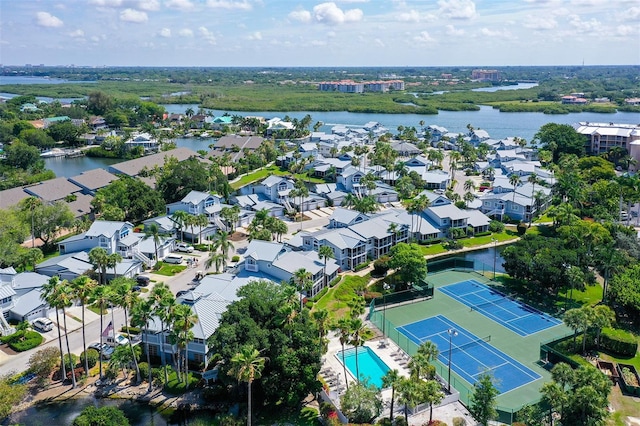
[397,315,541,394]
[438,279,562,336]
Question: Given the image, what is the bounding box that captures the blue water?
[337,346,390,388]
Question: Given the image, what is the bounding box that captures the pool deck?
[323,329,477,425]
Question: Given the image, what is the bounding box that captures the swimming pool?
[336,346,390,388]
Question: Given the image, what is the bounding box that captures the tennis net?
[473,297,512,311]
[447,335,491,357]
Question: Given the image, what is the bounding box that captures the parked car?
[135,275,150,286]
[132,285,141,293]
[176,243,194,253]
[176,290,189,298]
[105,334,129,347]
[32,317,53,332]
[164,255,184,264]
[88,342,114,359]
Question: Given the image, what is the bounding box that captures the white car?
[176,243,194,253]
[164,255,184,264]
[105,334,129,347]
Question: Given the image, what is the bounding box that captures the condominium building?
[574,122,640,156]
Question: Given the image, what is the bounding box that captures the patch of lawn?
[459,231,519,247]
[230,165,288,189]
[256,406,320,426]
[419,244,447,256]
[314,275,370,323]
[164,370,199,395]
[558,283,603,309]
[154,263,187,276]
[87,304,107,315]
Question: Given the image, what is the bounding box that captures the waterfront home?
[24,177,83,203]
[68,168,119,196]
[125,132,160,152]
[108,147,204,178]
[574,122,640,156]
[427,125,448,144]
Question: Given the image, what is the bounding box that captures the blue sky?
[1,0,639,67]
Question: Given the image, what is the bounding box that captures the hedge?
[328,276,341,287]
[600,327,638,357]
[474,231,492,237]
[354,261,370,272]
[1,331,43,352]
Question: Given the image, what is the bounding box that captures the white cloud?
[374,38,385,47]
[397,10,420,23]
[198,26,217,44]
[313,2,363,25]
[166,0,195,11]
[36,11,64,28]
[616,25,636,36]
[414,31,435,43]
[247,31,262,40]
[206,0,252,10]
[445,24,464,36]
[438,0,476,20]
[120,9,148,23]
[289,9,312,23]
[158,28,172,38]
[178,28,194,37]
[480,27,512,38]
[310,40,326,46]
[88,0,123,7]
[568,14,601,33]
[524,15,558,30]
[69,29,85,38]
[623,6,640,20]
[137,0,161,11]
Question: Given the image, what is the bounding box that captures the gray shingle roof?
[108,148,203,177]
[0,187,30,209]
[24,177,82,202]
[68,168,119,192]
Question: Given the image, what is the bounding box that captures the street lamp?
[491,238,498,279]
[447,328,458,393]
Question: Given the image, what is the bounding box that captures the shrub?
[138,362,150,382]
[231,255,240,262]
[452,418,466,426]
[516,222,528,235]
[329,276,341,287]
[488,220,505,233]
[364,291,382,302]
[121,326,140,335]
[354,261,370,272]
[63,353,79,372]
[80,350,98,369]
[600,327,638,357]
[373,256,391,276]
[454,200,466,209]
[28,347,60,380]
[474,231,492,237]
[3,331,44,352]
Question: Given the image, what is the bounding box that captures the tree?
[509,174,521,204]
[131,298,155,392]
[334,318,352,391]
[210,230,234,269]
[170,304,198,389]
[28,347,60,383]
[350,318,367,383]
[381,369,402,421]
[229,345,267,426]
[72,405,130,426]
[143,223,163,263]
[89,247,110,285]
[469,372,499,426]
[608,264,640,321]
[86,91,113,115]
[340,379,383,424]
[49,278,77,388]
[592,305,615,350]
[111,278,141,383]
[208,281,322,409]
[318,245,335,291]
[564,307,590,353]
[41,277,67,383]
[91,284,111,379]
[19,196,42,248]
[70,276,97,377]
[292,268,313,310]
[423,379,444,423]
[397,377,423,425]
[92,177,165,223]
[534,123,586,163]
[31,201,74,249]
[150,283,176,385]
[171,210,189,242]
[388,243,427,291]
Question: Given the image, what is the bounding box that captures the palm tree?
[51,279,77,388]
[397,378,422,425]
[70,275,97,377]
[20,196,42,248]
[448,151,461,184]
[527,173,539,226]
[143,223,163,263]
[293,268,313,311]
[381,369,402,421]
[350,318,366,383]
[342,193,357,209]
[595,244,625,301]
[206,252,226,273]
[509,174,521,204]
[211,230,235,269]
[196,213,209,244]
[564,308,588,352]
[107,252,122,280]
[229,345,267,426]
[89,247,110,285]
[150,283,175,385]
[311,309,330,349]
[318,245,335,292]
[424,379,444,423]
[92,284,111,379]
[463,179,476,193]
[111,278,141,383]
[41,277,67,383]
[171,210,189,242]
[592,305,615,351]
[171,304,198,389]
[334,318,352,390]
[132,298,155,392]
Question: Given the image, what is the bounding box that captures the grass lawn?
[164,370,199,395]
[256,406,320,426]
[313,274,371,323]
[230,165,288,190]
[87,303,107,315]
[154,263,187,276]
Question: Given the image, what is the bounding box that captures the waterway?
[45,105,640,178]
[3,396,214,426]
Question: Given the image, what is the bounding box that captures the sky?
[1,0,639,67]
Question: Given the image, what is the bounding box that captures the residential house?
[24,177,83,203]
[328,208,369,228]
[479,181,552,222]
[68,169,119,196]
[300,228,367,271]
[391,141,421,157]
[574,122,640,155]
[125,132,160,152]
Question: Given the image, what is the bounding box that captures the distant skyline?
[1,0,639,67]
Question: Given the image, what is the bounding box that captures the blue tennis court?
[397,315,541,394]
[438,279,562,336]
